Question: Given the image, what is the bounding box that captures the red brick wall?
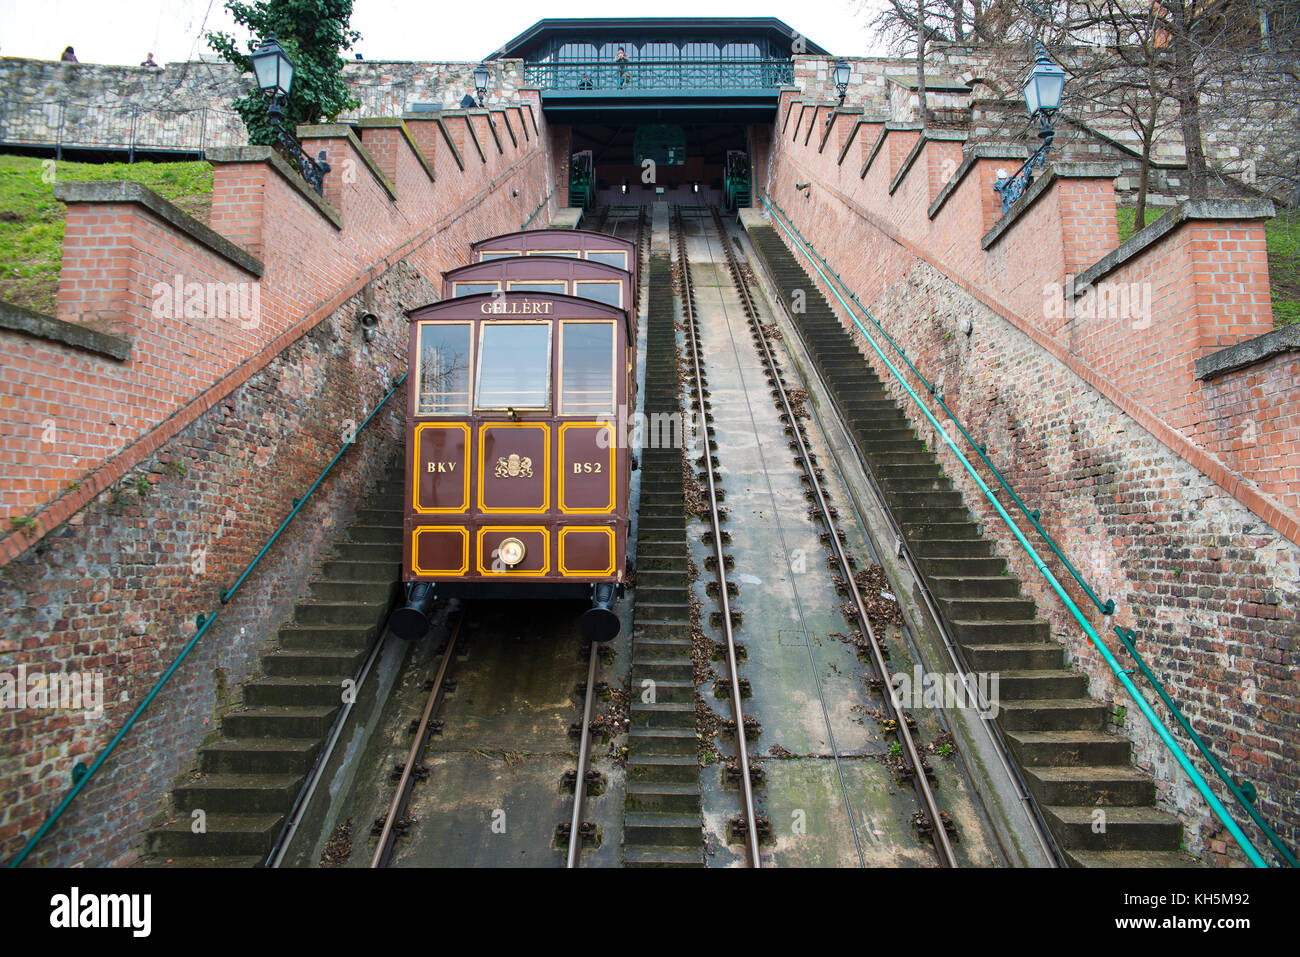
[0,99,557,865]
[761,118,1300,861]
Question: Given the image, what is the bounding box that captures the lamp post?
[473,65,490,107]
[251,37,330,196]
[992,42,1066,214]
[833,61,851,106]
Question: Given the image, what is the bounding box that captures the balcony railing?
[0,101,247,158]
[525,59,794,92]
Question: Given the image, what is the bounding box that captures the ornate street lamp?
[833,61,851,105]
[251,37,330,196]
[993,42,1067,214]
[473,64,491,107]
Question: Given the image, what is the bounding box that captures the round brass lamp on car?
[498,537,526,567]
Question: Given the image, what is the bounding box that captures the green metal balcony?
[527,59,794,120]
[525,58,794,91]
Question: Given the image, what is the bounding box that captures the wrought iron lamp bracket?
[266,99,330,196]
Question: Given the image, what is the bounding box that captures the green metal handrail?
[522,189,555,230]
[760,191,1297,868]
[7,373,407,868]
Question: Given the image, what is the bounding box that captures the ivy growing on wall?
[207,0,362,148]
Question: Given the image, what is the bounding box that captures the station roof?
[486,17,829,61]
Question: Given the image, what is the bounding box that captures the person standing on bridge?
[60,46,78,62]
[141,52,161,70]
[615,46,630,89]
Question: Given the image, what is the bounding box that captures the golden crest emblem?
[494,453,533,479]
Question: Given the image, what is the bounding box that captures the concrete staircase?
[141,457,406,866]
[747,225,1189,867]
[622,253,705,867]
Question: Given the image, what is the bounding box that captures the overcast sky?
[0,0,887,65]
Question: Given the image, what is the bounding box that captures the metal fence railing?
[525,58,793,92]
[0,101,248,159]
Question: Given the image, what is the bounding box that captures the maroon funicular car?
[389,230,638,643]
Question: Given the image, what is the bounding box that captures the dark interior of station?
[569,121,760,207]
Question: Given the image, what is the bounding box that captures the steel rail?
[566,646,601,867]
[704,209,956,867]
[672,206,761,867]
[371,612,464,868]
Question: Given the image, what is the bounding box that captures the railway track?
[562,205,645,868]
[672,206,763,867]
[369,608,464,868]
[699,207,960,867]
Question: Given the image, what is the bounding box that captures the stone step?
[200,737,322,776]
[927,575,1023,599]
[1026,765,1157,807]
[629,660,695,684]
[140,854,266,868]
[635,568,689,589]
[997,698,1108,733]
[627,781,701,813]
[950,618,1050,644]
[1004,729,1132,767]
[636,584,690,605]
[635,540,690,560]
[173,773,303,813]
[631,635,694,660]
[1045,805,1183,851]
[223,705,339,739]
[627,753,698,784]
[884,489,967,509]
[243,676,348,708]
[347,523,402,544]
[354,507,403,526]
[293,599,388,627]
[261,648,364,679]
[963,642,1065,672]
[894,506,974,527]
[917,555,1007,577]
[145,813,284,858]
[996,669,1088,700]
[638,526,688,544]
[277,623,375,652]
[332,541,403,563]
[307,579,399,603]
[902,520,983,542]
[624,811,702,846]
[627,726,698,757]
[630,701,695,730]
[623,845,705,867]
[1064,849,1194,868]
[638,678,695,705]
[938,595,1038,622]
[320,559,402,582]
